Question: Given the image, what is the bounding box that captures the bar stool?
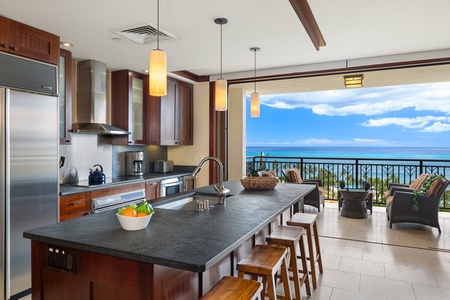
[200,276,263,300]
[237,244,292,300]
[287,213,323,289]
[266,225,311,300]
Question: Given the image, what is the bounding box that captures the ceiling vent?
[115,23,177,45]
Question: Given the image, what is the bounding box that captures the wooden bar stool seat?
[266,225,311,300]
[287,213,323,289]
[237,244,292,300]
[200,276,263,300]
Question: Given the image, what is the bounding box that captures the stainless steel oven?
[159,177,183,197]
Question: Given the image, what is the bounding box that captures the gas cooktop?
[62,176,143,188]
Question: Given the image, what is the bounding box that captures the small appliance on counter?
[154,160,174,173]
[88,164,106,185]
[126,151,144,177]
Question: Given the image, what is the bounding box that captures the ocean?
[246,147,450,161]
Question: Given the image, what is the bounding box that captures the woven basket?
[240,176,278,190]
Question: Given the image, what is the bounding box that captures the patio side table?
[339,189,369,219]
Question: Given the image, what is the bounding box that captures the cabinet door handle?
[41,85,53,90]
[2,44,9,48]
[10,46,18,51]
[69,201,82,206]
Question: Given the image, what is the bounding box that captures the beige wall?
[168,81,211,188]
[228,87,246,180]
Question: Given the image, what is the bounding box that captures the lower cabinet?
[59,192,91,222]
[145,180,160,201]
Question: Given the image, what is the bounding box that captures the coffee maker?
[126,151,144,177]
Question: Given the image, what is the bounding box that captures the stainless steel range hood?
[72,60,129,135]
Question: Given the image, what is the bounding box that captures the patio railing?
[246,156,450,209]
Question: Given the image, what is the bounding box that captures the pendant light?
[214,18,228,111]
[149,0,167,96]
[250,47,260,118]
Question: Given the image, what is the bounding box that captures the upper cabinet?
[159,77,193,145]
[112,73,193,146]
[59,49,72,144]
[111,70,146,145]
[0,16,60,65]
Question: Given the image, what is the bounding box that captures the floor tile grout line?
[318,234,450,253]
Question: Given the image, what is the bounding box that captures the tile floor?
[297,201,450,300]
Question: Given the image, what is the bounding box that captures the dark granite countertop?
[60,172,193,196]
[25,181,314,273]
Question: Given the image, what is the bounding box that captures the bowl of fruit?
[116,201,154,231]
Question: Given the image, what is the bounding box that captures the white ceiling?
[2,0,450,80]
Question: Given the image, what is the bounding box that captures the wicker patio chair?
[387,178,449,233]
[282,168,324,212]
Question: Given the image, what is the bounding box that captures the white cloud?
[261,82,450,116]
[353,138,383,143]
[362,116,450,129]
[420,122,450,132]
[304,138,332,145]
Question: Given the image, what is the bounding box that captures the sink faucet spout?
[192,157,230,198]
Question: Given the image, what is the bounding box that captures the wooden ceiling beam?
[289,0,326,50]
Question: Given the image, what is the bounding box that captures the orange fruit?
[122,207,137,217]
[137,212,149,217]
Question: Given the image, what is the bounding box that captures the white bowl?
[116,212,153,231]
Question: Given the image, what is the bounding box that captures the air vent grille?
[115,24,176,45]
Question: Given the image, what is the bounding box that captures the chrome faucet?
[192,157,230,198]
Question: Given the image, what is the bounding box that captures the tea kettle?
[88,164,106,185]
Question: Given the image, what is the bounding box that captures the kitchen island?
[24,181,314,300]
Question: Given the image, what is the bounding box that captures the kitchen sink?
[156,193,231,211]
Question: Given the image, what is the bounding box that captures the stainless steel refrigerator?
[0,52,59,299]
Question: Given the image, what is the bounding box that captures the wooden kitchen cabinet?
[111,70,147,145]
[60,192,91,222]
[59,49,72,144]
[0,16,60,65]
[155,77,193,145]
[145,180,160,201]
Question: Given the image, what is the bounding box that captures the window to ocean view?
[246,81,450,152]
[245,81,450,208]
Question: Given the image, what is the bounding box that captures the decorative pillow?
[288,168,303,183]
[410,173,429,190]
[426,177,445,198]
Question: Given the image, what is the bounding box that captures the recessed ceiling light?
[60,42,73,47]
[143,69,149,73]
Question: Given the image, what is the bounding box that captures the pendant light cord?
[254,50,257,93]
[156,0,160,50]
[220,23,223,79]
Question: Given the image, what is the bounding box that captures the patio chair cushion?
[426,177,446,198]
[288,168,303,183]
[384,173,429,200]
[410,173,430,190]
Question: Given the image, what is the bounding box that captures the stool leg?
[298,234,311,296]
[280,258,292,300]
[304,227,317,288]
[288,244,301,300]
[266,274,276,300]
[313,223,323,273]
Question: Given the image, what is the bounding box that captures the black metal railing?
[246,156,450,209]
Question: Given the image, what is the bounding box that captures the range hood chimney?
[72,60,129,135]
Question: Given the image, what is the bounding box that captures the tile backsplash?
[59,134,167,183]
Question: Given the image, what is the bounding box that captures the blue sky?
[246,82,450,147]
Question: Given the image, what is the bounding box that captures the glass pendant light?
[250,47,260,118]
[214,18,228,111]
[149,0,167,96]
